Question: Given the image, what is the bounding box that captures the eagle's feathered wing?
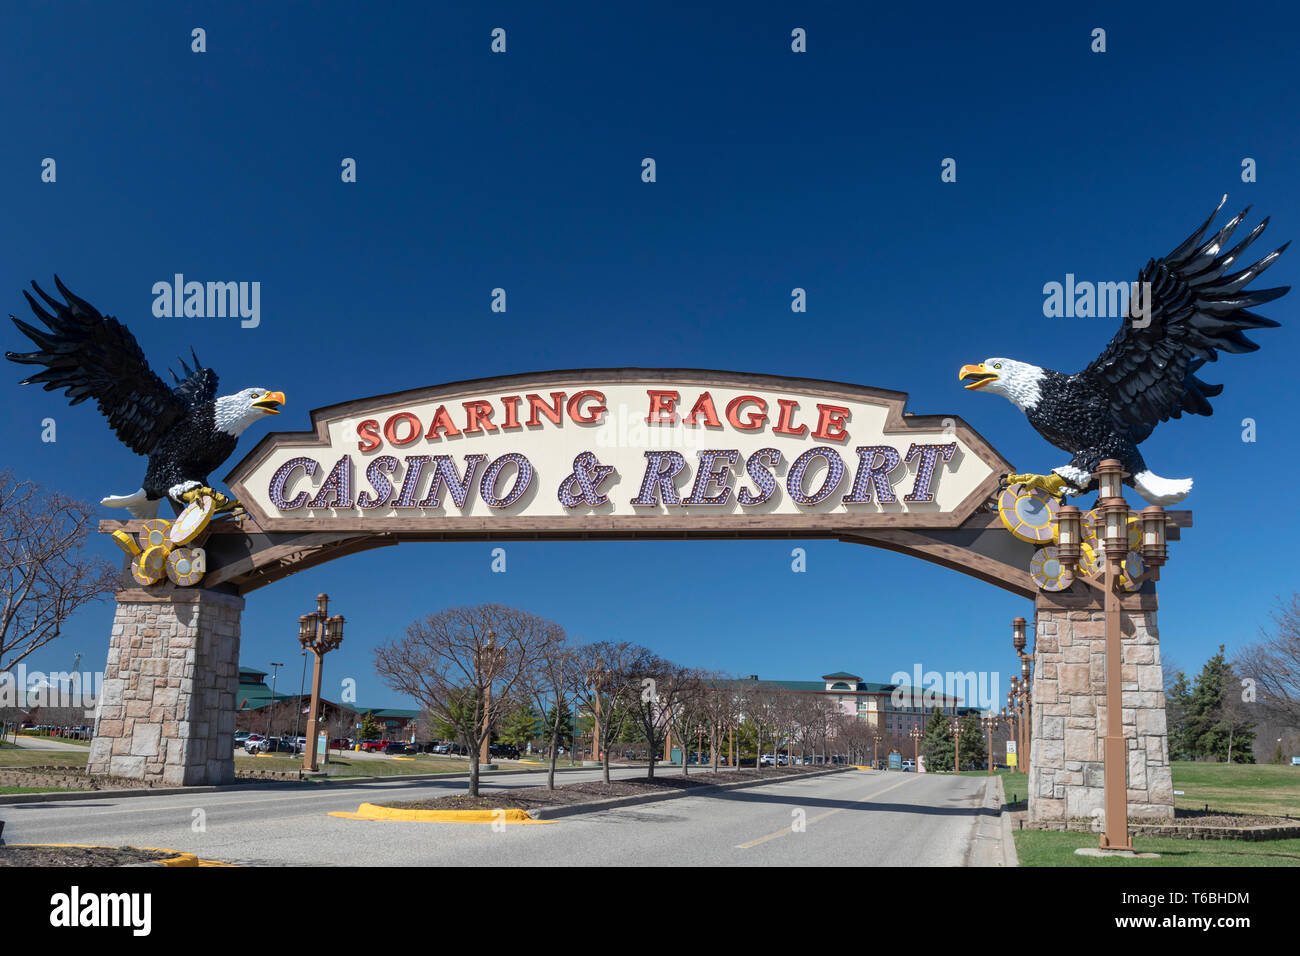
[1081,196,1289,443]
[6,276,218,454]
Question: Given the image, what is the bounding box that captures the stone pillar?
[1028,591,1174,826]
[88,589,243,787]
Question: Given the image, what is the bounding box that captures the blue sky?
[2,2,1297,709]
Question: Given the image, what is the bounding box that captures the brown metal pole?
[302,645,324,772]
[1101,553,1133,850]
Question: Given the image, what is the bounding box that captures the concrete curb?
[527,766,857,820]
[997,776,1020,867]
[0,762,615,805]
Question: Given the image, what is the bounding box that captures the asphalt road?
[0,767,1002,866]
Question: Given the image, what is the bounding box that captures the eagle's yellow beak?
[252,391,285,414]
[959,364,998,391]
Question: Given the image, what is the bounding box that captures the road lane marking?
[735,775,917,849]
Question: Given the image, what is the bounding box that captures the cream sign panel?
[227,373,1007,530]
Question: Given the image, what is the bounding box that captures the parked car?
[234,730,251,747]
[359,739,384,752]
[244,734,266,753]
[901,759,916,772]
[489,743,520,760]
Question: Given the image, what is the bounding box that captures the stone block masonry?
[1028,596,1174,826]
[88,589,244,786]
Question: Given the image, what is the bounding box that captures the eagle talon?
[1006,473,1070,499]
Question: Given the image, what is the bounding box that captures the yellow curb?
[328,802,553,824]
[9,843,237,866]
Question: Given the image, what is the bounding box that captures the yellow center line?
[735,775,917,849]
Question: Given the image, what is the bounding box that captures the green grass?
[993,769,1029,804]
[1170,761,1300,817]
[0,750,87,769]
[0,785,71,795]
[233,753,496,777]
[1014,829,1300,866]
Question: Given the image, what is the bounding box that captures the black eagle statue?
[960,196,1288,505]
[6,277,284,518]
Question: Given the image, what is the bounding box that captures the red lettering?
[646,390,681,425]
[462,400,498,434]
[383,412,422,447]
[773,399,808,437]
[726,395,768,431]
[500,395,522,429]
[356,419,382,452]
[424,405,462,440]
[568,390,607,424]
[812,403,851,442]
[526,392,566,426]
[685,391,723,428]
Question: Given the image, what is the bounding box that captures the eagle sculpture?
[6,277,284,518]
[960,197,1287,505]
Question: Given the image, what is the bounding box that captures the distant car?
[431,741,452,754]
[234,730,252,747]
[383,742,408,754]
[244,734,266,753]
[489,744,520,760]
[360,739,383,752]
[901,759,916,772]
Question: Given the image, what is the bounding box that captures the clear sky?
[2,2,1296,710]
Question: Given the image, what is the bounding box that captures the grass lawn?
[993,769,1029,804]
[1015,829,1300,866]
[234,753,497,777]
[0,786,70,795]
[0,750,87,769]
[1170,761,1300,817]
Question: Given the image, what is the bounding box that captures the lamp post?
[298,594,344,772]
[950,717,961,774]
[1012,616,1034,774]
[1071,459,1173,853]
[982,712,999,774]
[267,662,283,740]
[909,726,921,772]
[293,650,307,749]
[476,630,507,765]
[872,733,882,769]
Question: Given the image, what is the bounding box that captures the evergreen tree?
[1186,646,1256,762]
[545,698,574,749]
[499,702,543,749]
[956,714,984,770]
[359,711,382,741]
[920,706,954,772]
[1166,670,1195,760]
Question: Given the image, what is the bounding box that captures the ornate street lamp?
[909,726,921,772]
[298,594,344,772]
[951,717,961,774]
[872,732,882,769]
[1095,458,1133,852]
[981,711,999,775]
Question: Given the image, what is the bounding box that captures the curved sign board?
[226,369,1012,536]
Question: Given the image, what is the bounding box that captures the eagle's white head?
[214,387,285,436]
[958,358,1044,413]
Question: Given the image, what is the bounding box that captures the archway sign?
[90,369,1183,826]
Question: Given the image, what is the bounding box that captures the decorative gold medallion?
[169,495,214,547]
[131,544,169,586]
[998,484,1060,543]
[165,547,207,586]
[112,529,142,556]
[138,518,172,550]
[1030,545,1073,591]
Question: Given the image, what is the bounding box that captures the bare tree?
[1237,594,1300,730]
[568,641,649,784]
[627,655,695,780]
[521,633,576,789]
[698,673,742,773]
[0,472,117,671]
[667,668,706,776]
[373,603,563,797]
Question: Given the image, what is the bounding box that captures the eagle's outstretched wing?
[1082,196,1288,442]
[6,276,198,456]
